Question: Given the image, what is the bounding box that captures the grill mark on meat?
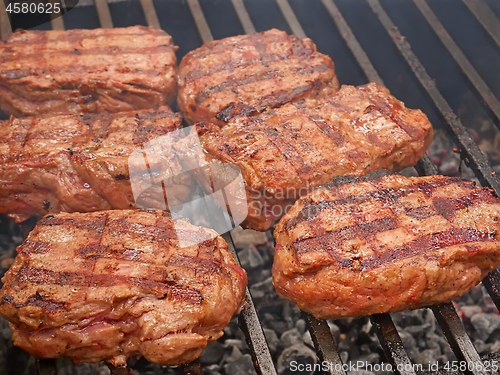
[258,81,321,109]
[20,240,52,255]
[195,70,279,104]
[362,228,497,269]
[13,267,203,304]
[0,46,177,64]
[292,217,398,257]
[433,189,498,220]
[216,103,259,122]
[264,126,312,176]
[22,292,67,312]
[307,114,345,147]
[185,53,304,82]
[285,178,461,230]
[404,206,437,219]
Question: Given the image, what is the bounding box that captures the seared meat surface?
[178,83,433,230]
[0,210,247,366]
[177,29,339,126]
[273,172,500,319]
[0,106,193,223]
[0,26,177,117]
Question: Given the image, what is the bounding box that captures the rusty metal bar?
[186,0,213,43]
[0,0,12,39]
[366,0,500,195]
[183,360,203,375]
[371,314,416,375]
[462,0,500,47]
[49,0,65,30]
[412,0,500,125]
[432,303,486,375]
[481,269,500,313]
[95,0,113,28]
[36,359,57,375]
[415,154,439,176]
[231,0,256,34]
[139,0,160,29]
[304,313,347,375]
[321,0,384,85]
[222,232,278,375]
[275,0,306,38]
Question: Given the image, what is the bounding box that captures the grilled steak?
[0,106,193,223]
[0,210,247,366]
[177,83,433,231]
[0,26,177,117]
[177,29,339,126]
[272,172,500,319]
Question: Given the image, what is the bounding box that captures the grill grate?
[1,1,500,374]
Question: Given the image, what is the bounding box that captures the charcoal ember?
[474,339,492,355]
[199,341,224,365]
[223,354,256,375]
[203,364,222,375]
[458,305,482,319]
[328,322,341,343]
[276,344,316,375]
[340,351,348,363]
[355,352,380,365]
[295,319,306,335]
[470,313,500,341]
[224,346,243,364]
[281,328,303,348]
[416,348,440,365]
[302,331,313,348]
[238,245,264,269]
[56,360,109,375]
[398,330,417,359]
[263,328,280,354]
[249,277,274,299]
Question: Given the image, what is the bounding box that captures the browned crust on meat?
[272,174,500,319]
[193,83,433,230]
[0,210,247,365]
[0,26,178,117]
[0,106,193,223]
[177,29,339,126]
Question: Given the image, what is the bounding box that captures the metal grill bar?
[275,0,306,38]
[49,0,65,30]
[304,313,347,375]
[412,0,500,126]
[480,269,500,314]
[432,303,486,375]
[371,314,416,375]
[366,0,500,195]
[186,0,213,43]
[222,232,278,375]
[139,0,160,29]
[95,0,113,28]
[462,0,500,47]
[0,0,11,39]
[231,0,256,34]
[321,0,383,85]
[365,1,496,371]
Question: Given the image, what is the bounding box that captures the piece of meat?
[0,210,247,366]
[177,29,339,126]
[0,106,194,223]
[0,26,177,117]
[177,83,434,231]
[272,172,500,319]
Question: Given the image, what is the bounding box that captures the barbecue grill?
[1,0,500,374]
